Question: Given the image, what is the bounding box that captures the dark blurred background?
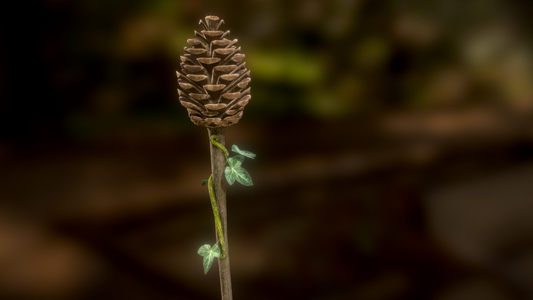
[1,0,533,299]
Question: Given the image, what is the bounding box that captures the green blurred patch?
[305,75,366,119]
[353,36,391,69]
[247,49,325,85]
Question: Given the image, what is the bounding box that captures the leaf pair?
[225,145,255,186]
[197,244,221,274]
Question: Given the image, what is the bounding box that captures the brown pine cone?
[176,16,251,128]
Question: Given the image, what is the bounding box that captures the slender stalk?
[208,128,233,300]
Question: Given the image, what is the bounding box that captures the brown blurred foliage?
[1,0,533,299]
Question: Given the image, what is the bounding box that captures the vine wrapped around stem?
[208,174,226,259]
[211,135,230,160]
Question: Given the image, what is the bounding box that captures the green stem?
[208,175,226,259]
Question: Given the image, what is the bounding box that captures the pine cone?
[176,16,251,128]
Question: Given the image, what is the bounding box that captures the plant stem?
[208,128,233,300]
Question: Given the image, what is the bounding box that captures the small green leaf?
[211,244,221,256]
[228,155,245,167]
[198,244,221,274]
[225,155,253,186]
[197,244,212,256]
[201,178,209,186]
[202,254,215,274]
[225,166,236,185]
[225,156,245,185]
[232,145,256,159]
[234,166,253,186]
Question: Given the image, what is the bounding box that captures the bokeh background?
[1,0,533,299]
